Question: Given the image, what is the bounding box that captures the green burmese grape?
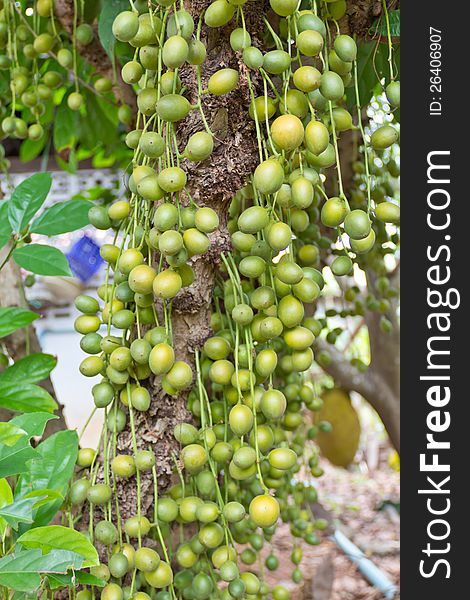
[334,34,357,62]
[122,60,143,84]
[276,259,303,284]
[160,70,182,95]
[163,35,189,69]
[296,29,323,56]
[112,11,139,42]
[185,131,214,161]
[331,255,353,276]
[255,348,278,378]
[135,547,161,572]
[101,584,123,600]
[293,66,321,93]
[156,94,191,122]
[139,131,164,158]
[204,0,235,27]
[125,515,151,538]
[154,203,178,230]
[267,222,292,251]
[166,361,193,390]
[167,10,195,39]
[135,449,156,471]
[279,90,308,119]
[69,478,90,505]
[157,497,179,522]
[182,228,209,256]
[370,125,399,149]
[386,80,400,107]
[248,96,277,121]
[293,277,320,302]
[375,201,400,224]
[321,196,349,227]
[139,45,159,69]
[208,68,239,95]
[297,11,326,37]
[254,159,284,194]
[157,166,187,192]
[80,332,102,355]
[75,294,100,314]
[329,49,352,76]
[291,176,314,209]
[33,32,54,53]
[243,46,264,69]
[92,382,114,408]
[229,404,253,436]
[306,143,336,168]
[278,295,304,328]
[195,207,219,233]
[250,285,275,309]
[350,229,376,254]
[107,408,127,433]
[263,49,291,74]
[260,389,286,420]
[131,387,151,411]
[144,560,173,589]
[112,309,135,329]
[87,483,112,505]
[131,14,161,46]
[231,303,254,326]
[118,104,133,125]
[239,255,266,278]
[305,119,329,155]
[231,231,256,252]
[77,23,94,45]
[332,107,353,131]
[79,356,104,377]
[270,0,297,16]
[204,336,231,360]
[188,39,207,65]
[181,444,208,472]
[29,123,44,142]
[328,0,347,19]
[137,87,158,116]
[159,230,184,256]
[320,71,344,101]
[109,552,129,578]
[230,27,251,51]
[238,205,269,233]
[344,209,371,240]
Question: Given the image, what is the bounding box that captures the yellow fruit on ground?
[315,388,361,467]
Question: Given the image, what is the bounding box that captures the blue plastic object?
[66,234,103,282]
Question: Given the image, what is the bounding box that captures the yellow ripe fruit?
[249,494,280,527]
[270,115,304,151]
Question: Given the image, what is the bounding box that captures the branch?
[315,337,400,452]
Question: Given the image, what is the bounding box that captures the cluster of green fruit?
[58,1,399,599]
[0,0,114,142]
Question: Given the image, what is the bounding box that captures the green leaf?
[13,244,72,277]
[0,353,56,386]
[0,478,14,536]
[30,200,91,236]
[0,548,84,592]
[7,173,52,233]
[0,413,58,478]
[370,9,400,37]
[15,430,78,527]
[0,307,39,338]
[98,0,128,58]
[0,202,12,250]
[20,135,48,162]
[0,382,57,413]
[47,569,107,590]
[18,526,99,568]
[0,495,44,530]
[53,96,78,152]
[80,91,116,150]
[0,422,27,446]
